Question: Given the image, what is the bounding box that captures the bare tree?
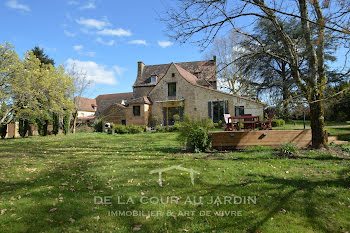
[163,0,350,148]
[67,64,92,134]
[207,31,256,96]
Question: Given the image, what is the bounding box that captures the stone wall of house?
[149,64,196,125]
[125,104,151,126]
[102,104,127,124]
[149,64,264,125]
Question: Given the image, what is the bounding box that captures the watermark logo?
[149,165,199,186]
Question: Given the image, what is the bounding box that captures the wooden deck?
[211,130,315,150]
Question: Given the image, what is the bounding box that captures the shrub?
[178,115,214,152]
[341,144,350,153]
[19,119,29,137]
[279,143,298,158]
[156,125,166,132]
[36,118,49,136]
[126,125,143,134]
[279,119,285,126]
[93,118,103,132]
[150,116,158,127]
[76,124,94,133]
[52,113,59,135]
[271,119,280,127]
[0,124,7,139]
[113,124,128,134]
[218,120,223,127]
[63,113,70,135]
[271,119,285,127]
[140,125,147,132]
[186,127,210,152]
[167,124,180,132]
[173,114,180,123]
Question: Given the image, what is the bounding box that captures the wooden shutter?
[179,106,184,121]
[163,107,167,126]
[208,102,212,119]
[224,100,229,114]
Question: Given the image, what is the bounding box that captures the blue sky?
[1,0,207,98]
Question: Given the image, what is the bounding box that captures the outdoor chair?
[223,114,233,131]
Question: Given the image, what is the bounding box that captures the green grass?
[273,120,350,142]
[0,133,350,232]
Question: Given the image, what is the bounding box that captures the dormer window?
[151,75,157,83]
[194,72,201,79]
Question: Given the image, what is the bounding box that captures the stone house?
[96,57,265,126]
[74,97,97,122]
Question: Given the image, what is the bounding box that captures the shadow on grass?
[0,157,152,233]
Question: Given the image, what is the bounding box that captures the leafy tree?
[0,124,6,139]
[31,46,54,66]
[0,102,8,138]
[0,43,74,135]
[163,0,350,148]
[18,119,29,137]
[63,113,70,135]
[324,81,350,121]
[0,42,21,125]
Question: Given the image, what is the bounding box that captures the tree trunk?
[281,62,289,120]
[309,100,327,148]
[72,111,77,134]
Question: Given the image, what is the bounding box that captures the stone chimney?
[213,55,217,64]
[137,61,145,78]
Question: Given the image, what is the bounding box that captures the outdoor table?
[229,116,260,131]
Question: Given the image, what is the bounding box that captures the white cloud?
[80,0,95,10]
[84,51,96,57]
[66,59,118,85]
[128,40,147,46]
[68,0,79,5]
[5,0,30,12]
[96,37,115,46]
[157,41,173,48]
[73,45,95,57]
[64,30,76,37]
[73,45,83,51]
[113,66,127,76]
[97,28,131,37]
[76,18,110,30]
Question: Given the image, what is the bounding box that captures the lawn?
[274,120,350,141]
[0,132,349,233]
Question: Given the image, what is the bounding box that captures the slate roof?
[74,97,96,112]
[127,96,152,105]
[133,59,216,87]
[172,63,265,105]
[95,92,133,115]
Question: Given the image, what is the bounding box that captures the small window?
[172,73,175,77]
[121,120,126,125]
[194,72,201,79]
[168,82,176,96]
[235,106,244,117]
[133,106,141,116]
[151,75,157,83]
